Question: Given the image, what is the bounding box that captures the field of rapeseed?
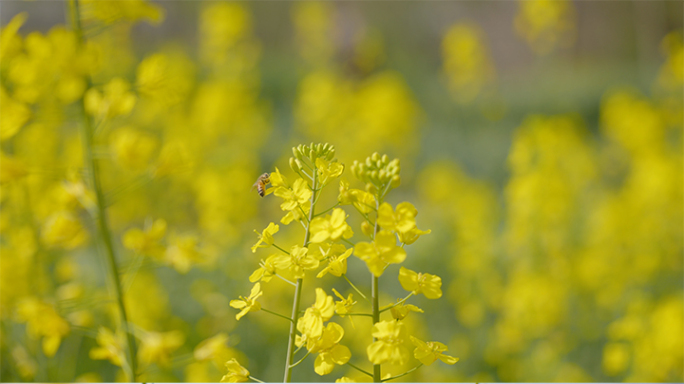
[0,1,682,382]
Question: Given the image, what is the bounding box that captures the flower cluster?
[231,144,457,382]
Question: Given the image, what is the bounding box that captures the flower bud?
[361,221,374,238]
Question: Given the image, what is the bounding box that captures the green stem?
[313,202,339,217]
[261,308,294,323]
[249,376,265,383]
[347,362,374,378]
[343,274,369,302]
[379,292,414,313]
[288,350,311,368]
[283,162,317,382]
[371,197,381,382]
[345,313,373,317]
[272,243,290,255]
[69,0,138,380]
[380,364,423,382]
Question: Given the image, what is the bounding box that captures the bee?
[252,173,270,197]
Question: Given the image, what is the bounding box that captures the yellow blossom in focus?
[332,288,356,318]
[122,219,167,259]
[249,254,278,283]
[317,246,352,278]
[220,358,250,383]
[354,230,406,277]
[41,212,88,249]
[315,157,344,186]
[367,320,409,365]
[410,336,459,365]
[138,329,185,367]
[273,245,319,279]
[274,177,311,211]
[229,283,262,321]
[390,300,424,321]
[310,208,353,243]
[399,267,443,299]
[89,327,126,367]
[109,127,158,171]
[251,222,279,253]
[397,227,431,245]
[308,322,352,376]
[297,288,335,339]
[377,202,417,233]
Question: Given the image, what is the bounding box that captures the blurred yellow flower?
[514,0,576,55]
[84,77,136,119]
[165,234,203,273]
[410,336,459,365]
[229,283,262,321]
[16,298,70,357]
[122,218,167,259]
[138,329,185,367]
[194,333,235,368]
[0,88,31,141]
[367,320,409,365]
[109,127,158,171]
[221,358,250,383]
[602,342,630,376]
[251,222,279,253]
[41,212,88,249]
[89,327,126,368]
[297,288,334,339]
[399,267,443,299]
[354,230,406,277]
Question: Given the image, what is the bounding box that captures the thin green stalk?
[347,362,374,378]
[379,292,414,313]
[272,243,290,255]
[69,0,138,380]
[249,376,265,383]
[343,274,369,302]
[283,162,317,382]
[371,197,381,382]
[288,350,311,368]
[261,308,294,323]
[380,364,423,382]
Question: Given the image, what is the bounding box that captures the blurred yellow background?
[0,0,682,382]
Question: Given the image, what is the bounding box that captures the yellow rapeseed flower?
[308,322,351,376]
[332,288,356,318]
[109,126,158,171]
[397,227,431,245]
[16,298,70,357]
[354,230,406,277]
[89,327,127,368]
[229,283,262,321]
[41,212,88,249]
[251,222,279,253]
[297,288,335,339]
[398,267,443,299]
[194,333,233,366]
[165,234,203,274]
[249,254,278,283]
[122,218,166,259]
[310,208,353,243]
[315,157,344,186]
[377,202,417,233]
[317,246,352,278]
[367,320,409,365]
[84,77,136,119]
[138,329,185,367]
[410,336,459,365]
[390,300,424,320]
[221,358,250,383]
[273,245,319,279]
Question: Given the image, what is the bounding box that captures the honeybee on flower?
[251,173,270,197]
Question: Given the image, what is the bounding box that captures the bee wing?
[251,182,258,192]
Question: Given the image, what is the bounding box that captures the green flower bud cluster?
[290,142,336,175]
[351,152,401,195]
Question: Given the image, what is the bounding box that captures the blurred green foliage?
[0,0,682,382]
